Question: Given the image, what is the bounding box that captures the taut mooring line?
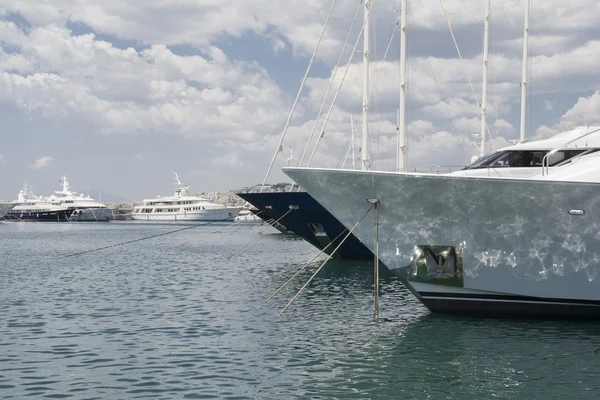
[227,208,295,259]
[65,219,229,257]
[278,204,375,317]
[265,227,349,304]
[211,210,264,233]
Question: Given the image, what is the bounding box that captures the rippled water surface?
[1,221,600,399]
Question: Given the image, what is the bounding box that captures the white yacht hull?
[131,207,242,222]
[284,167,600,317]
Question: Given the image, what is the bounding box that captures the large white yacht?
[284,126,600,318]
[131,173,242,222]
[6,177,113,222]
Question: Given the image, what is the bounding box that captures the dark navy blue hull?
[237,191,374,260]
[6,209,74,222]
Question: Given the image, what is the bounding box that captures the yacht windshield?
[463,150,588,170]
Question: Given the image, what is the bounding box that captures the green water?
[0,221,599,399]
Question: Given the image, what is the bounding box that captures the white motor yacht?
[131,173,242,222]
[6,177,113,222]
[284,126,600,318]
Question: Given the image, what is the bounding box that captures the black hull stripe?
[419,291,600,307]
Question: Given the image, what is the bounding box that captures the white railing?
[541,127,600,175]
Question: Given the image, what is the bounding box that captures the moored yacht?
[6,177,113,222]
[51,176,113,221]
[6,182,74,222]
[284,127,600,318]
[131,173,242,222]
[234,206,263,223]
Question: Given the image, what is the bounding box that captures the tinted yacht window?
[464,150,587,170]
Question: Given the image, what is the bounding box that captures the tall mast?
[519,0,531,143]
[361,0,372,171]
[479,0,491,157]
[397,0,408,171]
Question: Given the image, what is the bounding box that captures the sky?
[0,0,599,201]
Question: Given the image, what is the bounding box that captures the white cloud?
[0,24,288,140]
[535,91,600,137]
[0,0,599,196]
[213,152,243,169]
[0,154,5,163]
[29,156,53,169]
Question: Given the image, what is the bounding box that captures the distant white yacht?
[234,205,262,223]
[131,173,242,222]
[6,177,113,222]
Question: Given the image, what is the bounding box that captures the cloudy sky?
[0,0,598,201]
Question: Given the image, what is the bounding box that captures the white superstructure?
[448,126,600,178]
[284,127,600,318]
[8,177,112,222]
[51,176,113,221]
[132,173,242,222]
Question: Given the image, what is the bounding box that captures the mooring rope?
[264,227,349,304]
[278,204,374,317]
[227,208,294,259]
[65,218,230,257]
[211,210,263,233]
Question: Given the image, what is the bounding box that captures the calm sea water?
[1,221,600,399]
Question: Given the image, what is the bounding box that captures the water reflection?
[0,223,599,399]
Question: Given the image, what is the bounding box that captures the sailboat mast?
[398,0,408,171]
[479,0,491,157]
[519,0,531,143]
[361,0,372,171]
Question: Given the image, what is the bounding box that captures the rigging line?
[278,204,374,317]
[297,0,364,169]
[212,210,264,233]
[337,21,399,168]
[427,58,467,161]
[65,218,230,258]
[227,208,294,259]
[437,0,481,110]
[306,0,376,166]
[264,227,349,303]
[260,0,339,192]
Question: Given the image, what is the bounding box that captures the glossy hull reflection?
[284,167,600,318]
[237,191,375,260]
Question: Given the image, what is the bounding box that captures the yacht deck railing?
[541,127,600,175]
